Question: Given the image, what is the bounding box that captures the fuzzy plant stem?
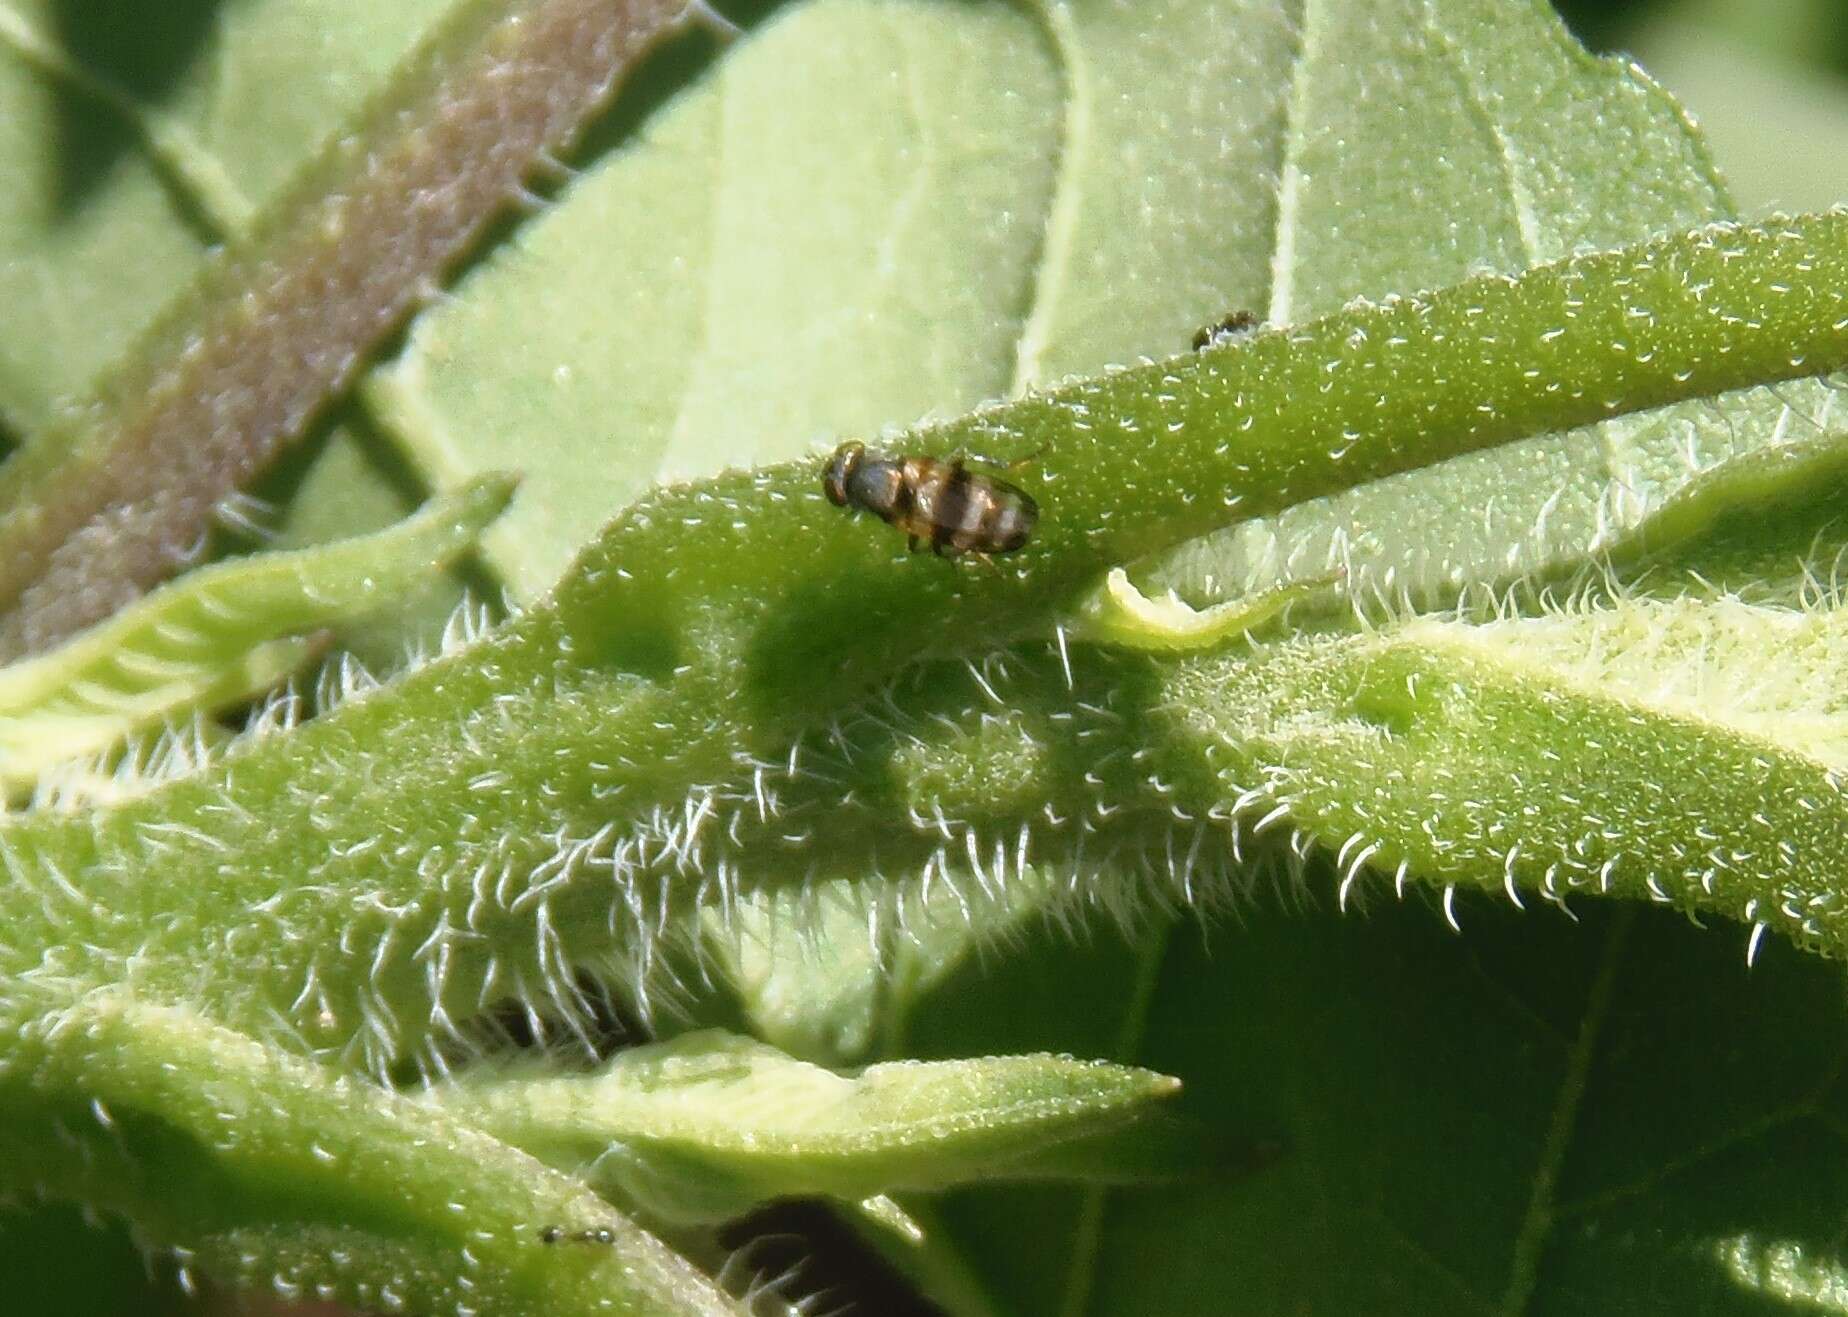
[553,212,1848,713]
[1,212,1845,1075]
[0,0,691,659]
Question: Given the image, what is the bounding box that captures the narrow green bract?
[444,1029,1184,1225]
[0,475,512,791]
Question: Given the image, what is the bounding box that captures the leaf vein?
[1264,0,1315,328]
[1007,0,1090,397]
[1556,1046,1848,1223]
[1419,0,1542,265]
[1498,908,1631,1314]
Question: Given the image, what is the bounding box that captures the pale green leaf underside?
[0,0,459,429]
[371,0,1309,596]
[373,0,1068,595]
[1142,0,1848,616]
[364,0,1847,622]
[717,865,1061,1066]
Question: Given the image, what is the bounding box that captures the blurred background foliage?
[1555,0,1848,213]
[1,0,1845,1312]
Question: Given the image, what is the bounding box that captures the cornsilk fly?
[822,441,1038,557]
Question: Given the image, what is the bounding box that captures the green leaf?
[371,0,1412,596]
[0,474,511,791]
[370,0,1068,595]
[910,899,1848,1315]
[1137,0,1848,624]
[443,1028,1185,1224]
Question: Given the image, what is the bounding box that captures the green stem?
[0,213,1842,1076]
[553,212,1848,715]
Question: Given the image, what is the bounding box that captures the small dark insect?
[539,1225,617,1245]
[1191,309,1262,351]
[823,441,1039,557]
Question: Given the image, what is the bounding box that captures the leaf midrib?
[1264,0,1316,328]
[1496,906,1631,1314]
[1007,0,1088,398]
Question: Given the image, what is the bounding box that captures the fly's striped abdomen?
[906,459,1037,555]
[823,442,1039,557]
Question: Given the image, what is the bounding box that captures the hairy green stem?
[554,212,1848,714]
[0,0,688,658]
[0,212,1843,1077]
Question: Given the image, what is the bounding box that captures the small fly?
[1192,309,1261,350]
[823,441,1039,558]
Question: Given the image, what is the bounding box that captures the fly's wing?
[995,488,1038,551]
[904,460,952,533]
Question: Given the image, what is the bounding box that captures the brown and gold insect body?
[823,441,1039,557]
